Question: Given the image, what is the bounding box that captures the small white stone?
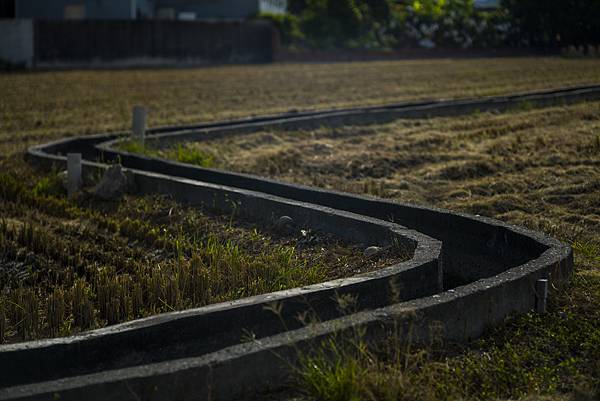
[364,246,381,257]
[58,170,68,190]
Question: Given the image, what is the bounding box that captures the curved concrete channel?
[1,85,594,401]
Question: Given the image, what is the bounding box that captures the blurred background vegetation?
[260,0,600,52]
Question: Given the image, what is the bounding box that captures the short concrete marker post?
[132,106,147,143]
[67,153,82,198]
[535,278,548,313]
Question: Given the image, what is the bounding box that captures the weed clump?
[300,338,368,401]
[118,141,217,168]
[120,140,146,155]
[172,144,215,168]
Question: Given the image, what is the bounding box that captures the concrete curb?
[0,86,585,400]
[0,160,442,389]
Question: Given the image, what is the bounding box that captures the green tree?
[502,0,600,48]
[299,0,393,47]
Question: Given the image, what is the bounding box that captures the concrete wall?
[0,19,33,67]
[9,84,587,401]
[16,0,135,19]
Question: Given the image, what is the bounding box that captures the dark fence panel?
[33,19,276,66]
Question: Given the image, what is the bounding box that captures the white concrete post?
[535,278,548,313]
[132,106,147,142]
[67,153,82,198]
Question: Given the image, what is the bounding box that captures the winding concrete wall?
[0,85,591,401]
[4,151,443,390]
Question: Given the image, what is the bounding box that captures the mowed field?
[2,57,600,156]
[147,98,600,401]
[1,57,600,400]
[180,101,600,244]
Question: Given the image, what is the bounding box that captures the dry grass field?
[179,101,600,244]
[146,100,600,401]
[169,100,599,400]
[1,57,600,400]
[2,57,600,157]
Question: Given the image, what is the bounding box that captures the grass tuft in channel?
[120,140,146,155]
[172,144,215,168]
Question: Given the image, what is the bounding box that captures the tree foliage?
[266,0,600,50]
[502,0,600,47]
[289,0,393,47]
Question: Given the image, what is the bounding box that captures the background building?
[11,0,141,19]
[0,0,286,20]
[154,0,286,19]
[473,0,500,9]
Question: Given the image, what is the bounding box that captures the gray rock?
[95,164,128,200]
[364,246,381,257]
[274,216,295,235]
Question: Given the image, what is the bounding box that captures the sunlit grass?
[119,141,216,168]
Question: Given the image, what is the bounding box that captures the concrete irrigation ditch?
[2,84,597,401]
